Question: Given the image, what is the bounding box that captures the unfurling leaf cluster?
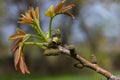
[8,0,74,74]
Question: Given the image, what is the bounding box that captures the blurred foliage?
[0,73,105,80]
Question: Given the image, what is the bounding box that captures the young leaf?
[16,28,26,35]
[8,28,26,41]
[44,5,54,17]
[61,4,75,13]
[63,12,75,19]
[19,57,25,74]
[23,60,30,74]
[10,39,22,53]
[19,57,30,74]
[8,34,25,41]
[18,7,39,24]
[14,49,20,70]
[54,0,66,14]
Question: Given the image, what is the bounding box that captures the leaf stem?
[48,13,64,38]
[24,42,47,49]
[31,34,42,40]
[32,21,48,42]
[48,17,53,38]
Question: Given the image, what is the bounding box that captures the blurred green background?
[0,0,120,80]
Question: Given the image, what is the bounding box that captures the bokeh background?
[0,0,120,80]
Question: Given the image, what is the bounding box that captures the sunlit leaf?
[45,0,74,19]
[18,7,39,24]
[44,5,54,17]
[35,7,39,19]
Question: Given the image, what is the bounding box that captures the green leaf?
[44,5,55,17]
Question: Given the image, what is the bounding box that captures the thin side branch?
[57,46,119,80]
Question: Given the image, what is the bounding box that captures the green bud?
[52,37,59,43]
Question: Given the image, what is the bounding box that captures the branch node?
[96,67,100,73]
[44,49,59,56]
[58,46,113,79]
[91,54,97,64]
[108,75,120,80]
[65,45,76,57]
[74,63,84,69]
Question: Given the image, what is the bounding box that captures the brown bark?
[55,46,120,80]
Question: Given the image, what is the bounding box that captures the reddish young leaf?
[14,49,20,70]
[19,57,30,74]
[10,39,22,53]
[23,61,30,74]
[64,12,75,19]
[18,7,39,24]
[8,28,26,41]
[45,0,74,18]
[19,57,25,74]
[61,4,75,13]
[54,0,66,14]
[8,34,25,41]
[16,28,26,35]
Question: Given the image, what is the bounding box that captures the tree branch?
[57,46,119,80]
